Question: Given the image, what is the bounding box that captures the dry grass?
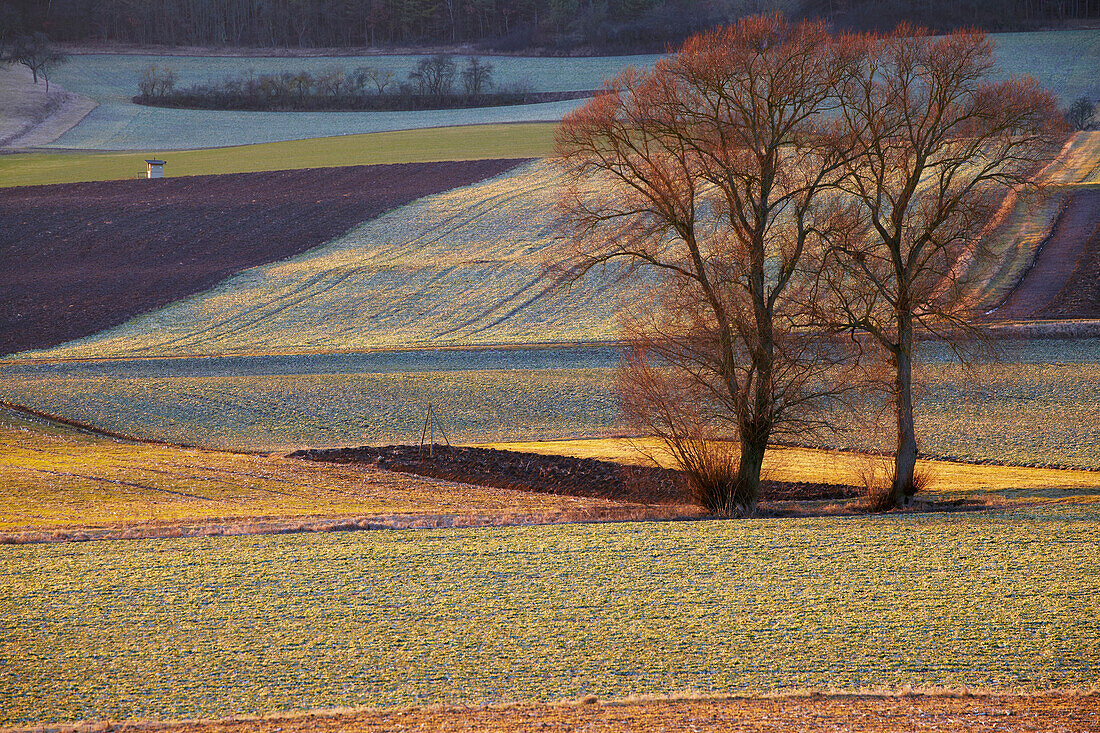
[9,689,1097,733]
[1041,130,1100,186]
[0,64,95,149]
[0,412,658,540]
[4,407,1096,542]
[482,438,1100,502]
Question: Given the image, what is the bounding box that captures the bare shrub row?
[132,54,582,112]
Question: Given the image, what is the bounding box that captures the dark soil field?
[0,159,526,356]
[291,444,860,504]
[993,188,1100,320]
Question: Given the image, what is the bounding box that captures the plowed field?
[0,159,525,356]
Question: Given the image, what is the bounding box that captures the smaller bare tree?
[830,25,1067,507]
[461,56,493,96]
[6,32,68,92]
[1065,97,1096,131]
[409,53,456,98]
[137,64,177,98]
[356,65,395,94]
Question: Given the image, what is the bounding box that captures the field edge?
[4,688,1097,733]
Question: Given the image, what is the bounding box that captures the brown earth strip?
[1035,213,1100,318]
[290,444,861,503]
[0,159,527,356]
[19,691,1098,733]
[992,188,1100,320]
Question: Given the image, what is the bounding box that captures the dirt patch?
[290,444,861,504]
[0,159,527,356]
[991,188,1100,320]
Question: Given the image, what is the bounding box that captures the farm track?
[0,159,527,356]
[990,188,1100,321]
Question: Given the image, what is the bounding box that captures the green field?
[3,508,1098,724]
[0,123,556,188]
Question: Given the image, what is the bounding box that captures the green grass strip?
[0,122,558,188]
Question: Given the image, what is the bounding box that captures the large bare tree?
[556,16,860,515]
[830,25,1066,506]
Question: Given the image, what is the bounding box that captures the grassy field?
[4,503,1098,723]
[5,406,1094,540]
[7,163,618,352]
[27,31,1099,151]
[0,408,643,536]
[1,340,1099,469]
[0,123,556,188]
[16,131,1099,355]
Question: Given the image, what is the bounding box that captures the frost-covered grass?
[45,53,660,150]
[37,31,1100,151]
[3,507,1099,723]
[13,163,622,357]
[1,340,1098,469]
[3,159,1099,468]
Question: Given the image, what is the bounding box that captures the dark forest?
[1,1,1097,53]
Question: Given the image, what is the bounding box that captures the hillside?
[0,159,526,356]
[10,130,1100,364]
[13,31,1095,151]
[5,161,626,360]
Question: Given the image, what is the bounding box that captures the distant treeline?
[133,55,594,111]
[1,1,1098,52]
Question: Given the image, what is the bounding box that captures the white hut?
[145,159,166,179]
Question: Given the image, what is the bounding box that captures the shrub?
[137,64,177,98]
[859,456,929,512]
[1065,97,1096,131]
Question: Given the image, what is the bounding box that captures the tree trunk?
[736,418,769,515]
[893,315,917,508]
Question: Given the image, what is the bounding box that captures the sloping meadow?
[2,161,1099,467]
[14,162,624,359]
[42,31,1100,151]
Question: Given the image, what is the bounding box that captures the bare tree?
[557,16,861,515]
[461,56,493,96]
[830,25,1067,507]
[137,64,177,99]
[1065,97,1096,131]
[356,65,395,94]
[409,53,456,98]
[6,32,68,91]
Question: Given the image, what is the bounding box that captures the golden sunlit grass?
[1041,130,1100,186]
[0,413,654,538]
[481,438,1100,503]
[3,407,1097,540]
